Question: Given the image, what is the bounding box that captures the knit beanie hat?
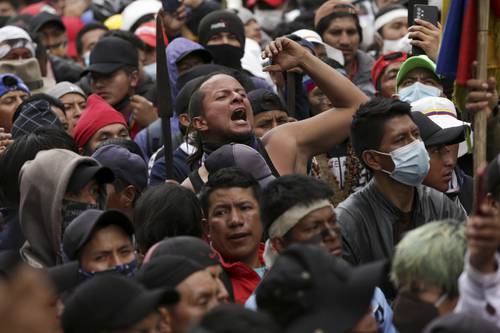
[11,99,63,139]
[198,10,245,49]
[73,94,127,148]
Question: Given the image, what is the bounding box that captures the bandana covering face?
[78,258,138,280]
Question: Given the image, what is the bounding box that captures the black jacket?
[336,180,467,266]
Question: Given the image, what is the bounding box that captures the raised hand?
[261,37,309,73]
[467,204,500,273]
[408,18,441,62]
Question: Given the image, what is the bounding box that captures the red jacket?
[217,244,265,304]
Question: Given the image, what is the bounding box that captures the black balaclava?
[198,10,246,70]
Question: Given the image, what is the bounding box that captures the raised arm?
[261,37,368,174]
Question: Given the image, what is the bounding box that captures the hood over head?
[19,149,105,267]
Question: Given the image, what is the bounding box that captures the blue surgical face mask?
[143,62,156,81]
[373,139,430,186]
[78,258,137,280]
[398,82,442,103]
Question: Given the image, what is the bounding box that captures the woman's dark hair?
[0,127,78,207]
[133,183,204,254]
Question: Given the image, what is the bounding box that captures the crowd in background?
[0,0,499,332]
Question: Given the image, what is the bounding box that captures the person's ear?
[270,237,286,253]
[362,150,385,171]
[158,307,173,333]
[192,116,208,131]
[121,185,136,208]
[130,70,140,89]
[178,113,191,128]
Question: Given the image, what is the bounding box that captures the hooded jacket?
[19,149,103,268]
[166,37,208,107]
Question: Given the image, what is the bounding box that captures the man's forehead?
[201,74,243,91]
[208,187,256,205]
[382,115,417,135]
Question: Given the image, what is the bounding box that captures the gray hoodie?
[19,149,102,268]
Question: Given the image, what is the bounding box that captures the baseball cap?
[63,209,134,261]
[47,261,82,295]
[396,55,437,88]
[411,97,472,157]
[314,0,358,28]
[372,51,407,90]
[83,36,138,75]
[134,21,156,48]
[47,81,86,99]
[121,0,162,32]
[246,0,283,8]
[92,144,148,192]
[256,243,388,333]
[62,274,179,333]
[66,161,115,194]
[292,29,345,65]
[411,112,465,148]
[204,143,276,189]
[232,7,256,25]
[136,255,204,289]
[30,11,66,33]
[0,58,44,93]
[0,73,29,98]
[145,236,219,267]
[487,154,500,195]
[248,88,287,115]
[0,25,37,59]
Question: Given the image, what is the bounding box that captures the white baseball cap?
[411,96,473,157]
[121,0,162,31]
[292,29,344,65]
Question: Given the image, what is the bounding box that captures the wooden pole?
[473,0,490,210]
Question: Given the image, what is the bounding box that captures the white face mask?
[382,34,411,54]
[83,51,90,67]
[254,8,283,32]
[143,62,156,81]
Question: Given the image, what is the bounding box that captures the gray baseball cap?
[204,143,276,188]
[47,81,86,99]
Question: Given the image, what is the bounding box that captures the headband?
[374,8,408,31]
[264,199,332,267]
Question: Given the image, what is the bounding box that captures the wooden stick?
[473,0,490,210]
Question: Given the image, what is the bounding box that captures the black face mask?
[113,95,131,113]
[392,291,443,333]
[61,200,100,235]
[205,45,244,70]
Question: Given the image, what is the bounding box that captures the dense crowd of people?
[0,0,499,332]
